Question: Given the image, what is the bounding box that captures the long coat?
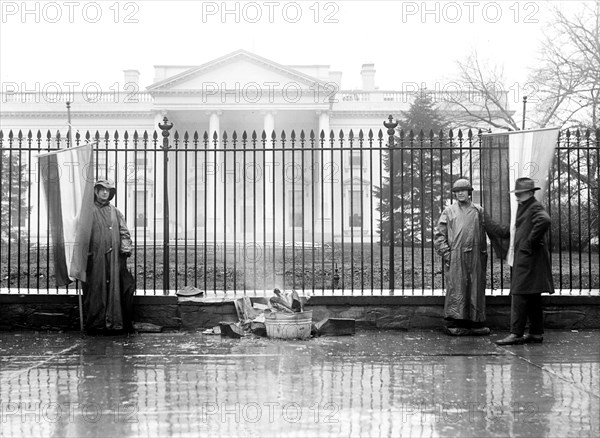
[82,201,135,331]
[486,197,554,295]
[434,201,487,322]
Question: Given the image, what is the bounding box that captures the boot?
[444,327,471,336]
[523,333,543,343]
[470,327,491,336]
[495,333,525,345]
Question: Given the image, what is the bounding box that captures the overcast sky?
[0,1,574,92]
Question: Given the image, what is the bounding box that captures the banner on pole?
[38,143,95,285]
[482,128,559,266]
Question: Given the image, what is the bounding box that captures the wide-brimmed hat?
[94,179,116,201]
[451,178,473,192]
[510,177,541,193]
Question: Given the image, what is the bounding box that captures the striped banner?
[39,143,95,286]
[483,128,560,266]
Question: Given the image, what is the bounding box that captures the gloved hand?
[443,252,451,270]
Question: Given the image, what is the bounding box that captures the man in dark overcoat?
[486,177,555,345]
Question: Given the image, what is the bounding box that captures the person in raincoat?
[434,179,490,336]
[81,179,135,333]
[486,177,554,345]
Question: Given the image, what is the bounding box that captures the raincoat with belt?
[434,201,488,323]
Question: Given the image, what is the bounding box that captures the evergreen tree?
[376,92,454,245]
[1,146,30,245]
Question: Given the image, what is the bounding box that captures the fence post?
[384,115,398,290]
[159,117,173,295]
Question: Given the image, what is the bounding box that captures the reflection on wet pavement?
[0,330,598,437]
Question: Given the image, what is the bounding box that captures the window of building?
[134,190,147,227]
[289,190,303,227]
[349,188,362,228]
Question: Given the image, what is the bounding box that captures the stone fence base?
[1,294,599,332]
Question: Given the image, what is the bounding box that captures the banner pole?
[76,281,84,332]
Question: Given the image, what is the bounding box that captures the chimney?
[123,69,140,86]
[361,64,376,91]
[329,71,343,88]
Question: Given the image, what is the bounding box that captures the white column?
[317,111,332,228]
[262,111,276,239]
[318,110,330,140]
[207,111,222,235]
[208,111,221,144]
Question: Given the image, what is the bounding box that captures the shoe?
[523,334,543,343]
[495,334,525,345]
[444,327,471,336]
[470,327,491,336]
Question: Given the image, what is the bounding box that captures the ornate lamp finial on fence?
[159,117,173,149]
[384,115,398,136]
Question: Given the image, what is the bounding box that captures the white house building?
[0,50,509,245]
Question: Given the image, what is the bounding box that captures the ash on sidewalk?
[0,329,598,438]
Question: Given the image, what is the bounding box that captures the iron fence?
[0,119,598,295]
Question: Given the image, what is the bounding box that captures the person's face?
[515,190,534,204]
[455,190,470,202]
[96,187,110,202]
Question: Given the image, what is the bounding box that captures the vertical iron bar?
[349,132,355,292]
[330,130,335,290]
[173,132,179,293]
[152,131,158,293]
[260,132,267,292]
[585,130,592,289]
[291,131,296,291]
[232,132,238,292]
[301,131,306,293]
[251,132,257,294]
[281,131,287,291]
[419,132,425,292]
[359,132,365,295]
[576,131,582,287]
[7,131,13,292]
[17,132,23,290]
[410,132,415,293]
[567,131,573,288]
[142,132,148,294]
[26,132,32,289]
[378,130,384,290]
[428,132,435,291]
[223,132,228,292]
[193,132,198,287]
[339,131,345,292]
[557,134,563,290]
[368,130,374,292]
[36,131,42,290]
[310,131,316,293]
[271,131,276,291]
[203,132,209,292]
[320,131,325,291]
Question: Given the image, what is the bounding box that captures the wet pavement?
[0,329,598,438]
